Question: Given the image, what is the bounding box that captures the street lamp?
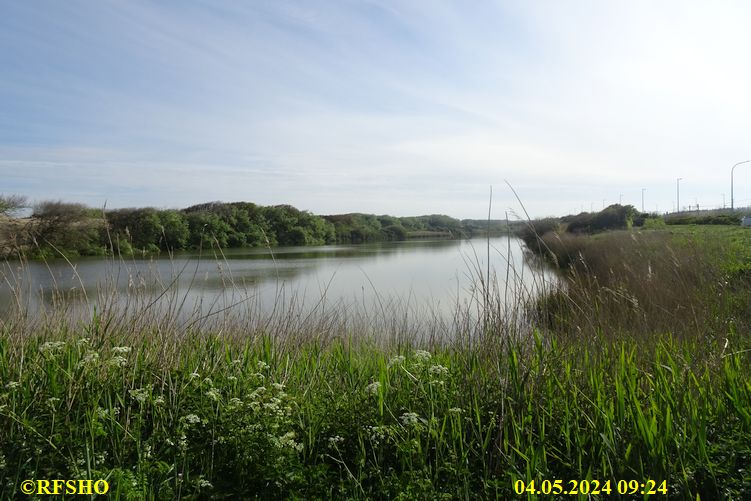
[641,188,645,212]
[676,178,682,213]
[731,160,750,211]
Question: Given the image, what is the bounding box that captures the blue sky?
[2,1,751,218]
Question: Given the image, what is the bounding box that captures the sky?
[2,1,751,219]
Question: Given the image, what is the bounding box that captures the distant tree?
[32,200,103,255]
[158,210,190,250]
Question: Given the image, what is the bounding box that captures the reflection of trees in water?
[0,237,552,327]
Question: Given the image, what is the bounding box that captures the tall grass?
[0,229,750,499]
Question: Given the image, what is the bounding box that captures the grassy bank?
[1,225,750,499]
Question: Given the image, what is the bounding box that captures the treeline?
[516,204,651,251]
[0,198,511,258]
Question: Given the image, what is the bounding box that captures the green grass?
[1,328,749,499]
[0,225,750,499]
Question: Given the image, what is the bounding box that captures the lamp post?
[641,188,645,212]
[676,178,682,213]
[731,160,750,211]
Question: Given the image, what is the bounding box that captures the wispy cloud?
[2,1,751,216]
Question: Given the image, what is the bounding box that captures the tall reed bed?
[0,229,750,499]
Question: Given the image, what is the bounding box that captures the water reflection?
[0,237,556,326]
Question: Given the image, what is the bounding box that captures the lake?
[0,237,556,335]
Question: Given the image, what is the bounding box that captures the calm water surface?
[1,237,556,322]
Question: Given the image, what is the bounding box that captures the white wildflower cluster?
[108,356,127,368]
[129,387,150,404]
[270,431,303,452]
[76,337,90,346]
[365,381,381,396]
[271,382,285,391]
[413,350,431,363]
[388,355,405,368]
[205,388,221,402]
[183,414,202,426]
[365,425,389,444]
[429,365,449,377]
[227,376,238,382]
[448,407,463,416]
[227,397,243,409]
[202,377,213,386]
[46,397,61,409]
[39,341,66,355]
[78,351,99,368]
[400,412,421,426]
[256,361,270,371]
[153,396,166,406]
[327,435,344,448]
[4,381,20,390]
[111,346,132,354]
[197,477,213,489]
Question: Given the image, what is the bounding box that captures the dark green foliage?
[261,205,335,245]
[666,213,741,225]
[565,204,640,233]
[8,196,508,259]
[31,200,105,256]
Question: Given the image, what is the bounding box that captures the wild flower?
[388,355,405,367]
[249,387,266,399]
[273,431,303,452]
[272,382,285,391]
[400,412,421,426]
[429,364,449,377]
[205,388,221,401]
[366,425,389,443]
[202,377,213,386]
[190,372,200,379]
[129,387,150,404]
[111,346,132,354]
[108,355,127,368]
[46,397,61,409]
[183,414,201,425]
[39,341,66,355]
[327,435,344,448]
[414,350,431,363]
[78,351,99,367]
[257,361,270,371]
[197,478,213,489]
[4,382,20,390]
[448,407,463,415]
[228,397,243,408]
[153,396,165,405]
[76,337,90,346]
[227,375,237,382]
[365,381,381,395]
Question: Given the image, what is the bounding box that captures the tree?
[0,194,28,216]
[32,200,103,255]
